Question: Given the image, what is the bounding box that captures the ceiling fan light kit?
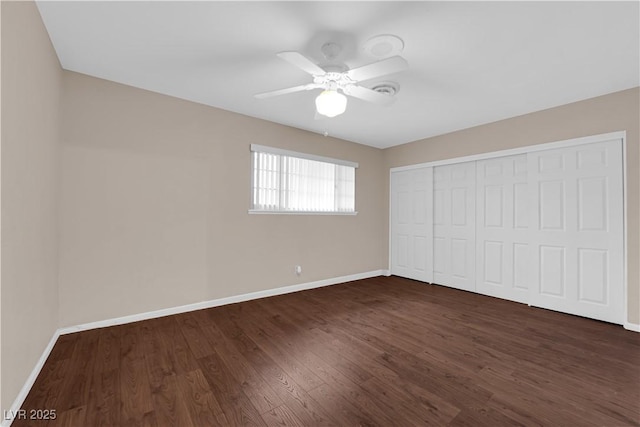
[254,39,408,118]
[315,90,348,118]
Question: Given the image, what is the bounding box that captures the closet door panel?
[528,139,624,324]
[476,155,529,303]
[390,168,433,282]
[433,162,475,292]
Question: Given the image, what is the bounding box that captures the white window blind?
[250,144,357,214]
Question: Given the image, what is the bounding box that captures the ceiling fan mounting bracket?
[321,64,348,74]
[321,42,342,61]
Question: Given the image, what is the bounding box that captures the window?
[250,144,357,214]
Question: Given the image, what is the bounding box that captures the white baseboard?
[58,270,386,335]
[2,331,61,427]
[624,322,640,332]
[382,269,391,276]
[1,269,386,427]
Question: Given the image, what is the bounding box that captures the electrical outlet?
[295,265,302,276]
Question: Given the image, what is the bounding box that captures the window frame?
[248,144,358,215]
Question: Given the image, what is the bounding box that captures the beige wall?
[1,1,61,412]
[383,87,640,325]
[58,71,386,327]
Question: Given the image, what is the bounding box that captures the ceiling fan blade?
[277,51,326,76]
[344,85,396,105]
[254,83,319,99]
[346,56,408,82]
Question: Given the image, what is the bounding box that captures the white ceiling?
[36,1,639,149]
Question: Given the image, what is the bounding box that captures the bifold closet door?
[390,167,433,282]
[433,162,476,292]
[475,155,529,303]
[528,139,624,324]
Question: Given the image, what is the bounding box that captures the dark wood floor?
[15,276,640,426]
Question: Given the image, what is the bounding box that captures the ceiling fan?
[254,47,408,118]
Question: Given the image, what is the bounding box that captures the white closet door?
[390,168,433,282]
[475,155,529,303]
[528,139,624,324]
[433,162,476,292]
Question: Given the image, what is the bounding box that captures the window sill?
[248,210,358,216]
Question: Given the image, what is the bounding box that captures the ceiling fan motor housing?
[314,72,355,93]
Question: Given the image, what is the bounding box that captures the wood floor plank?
[360,375,461,425]
[238,319,399,425]
[306,383,377,426]
[95,326,121,372]
[54,405,87,427]
[199,320,284,414]
[224,304,326,392]
[255,298,375,385]
[15,276,640,426]
[54,329,100,413]
[89,327,122,426]
[155,316,200,374]
[175,369,229,426]
[46,333,78,361]
[148,372,194,427]
[119,325,154,426]
[139,321,174,392]
[207,310,337,426]
[448,406,527,427]
[174,313,216,359]
[259,404,305,427]
[239,302,406,425]
[197,352,267,426]
[475,364,590,425]
[308,302,497,408]
[86,368,121,427]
